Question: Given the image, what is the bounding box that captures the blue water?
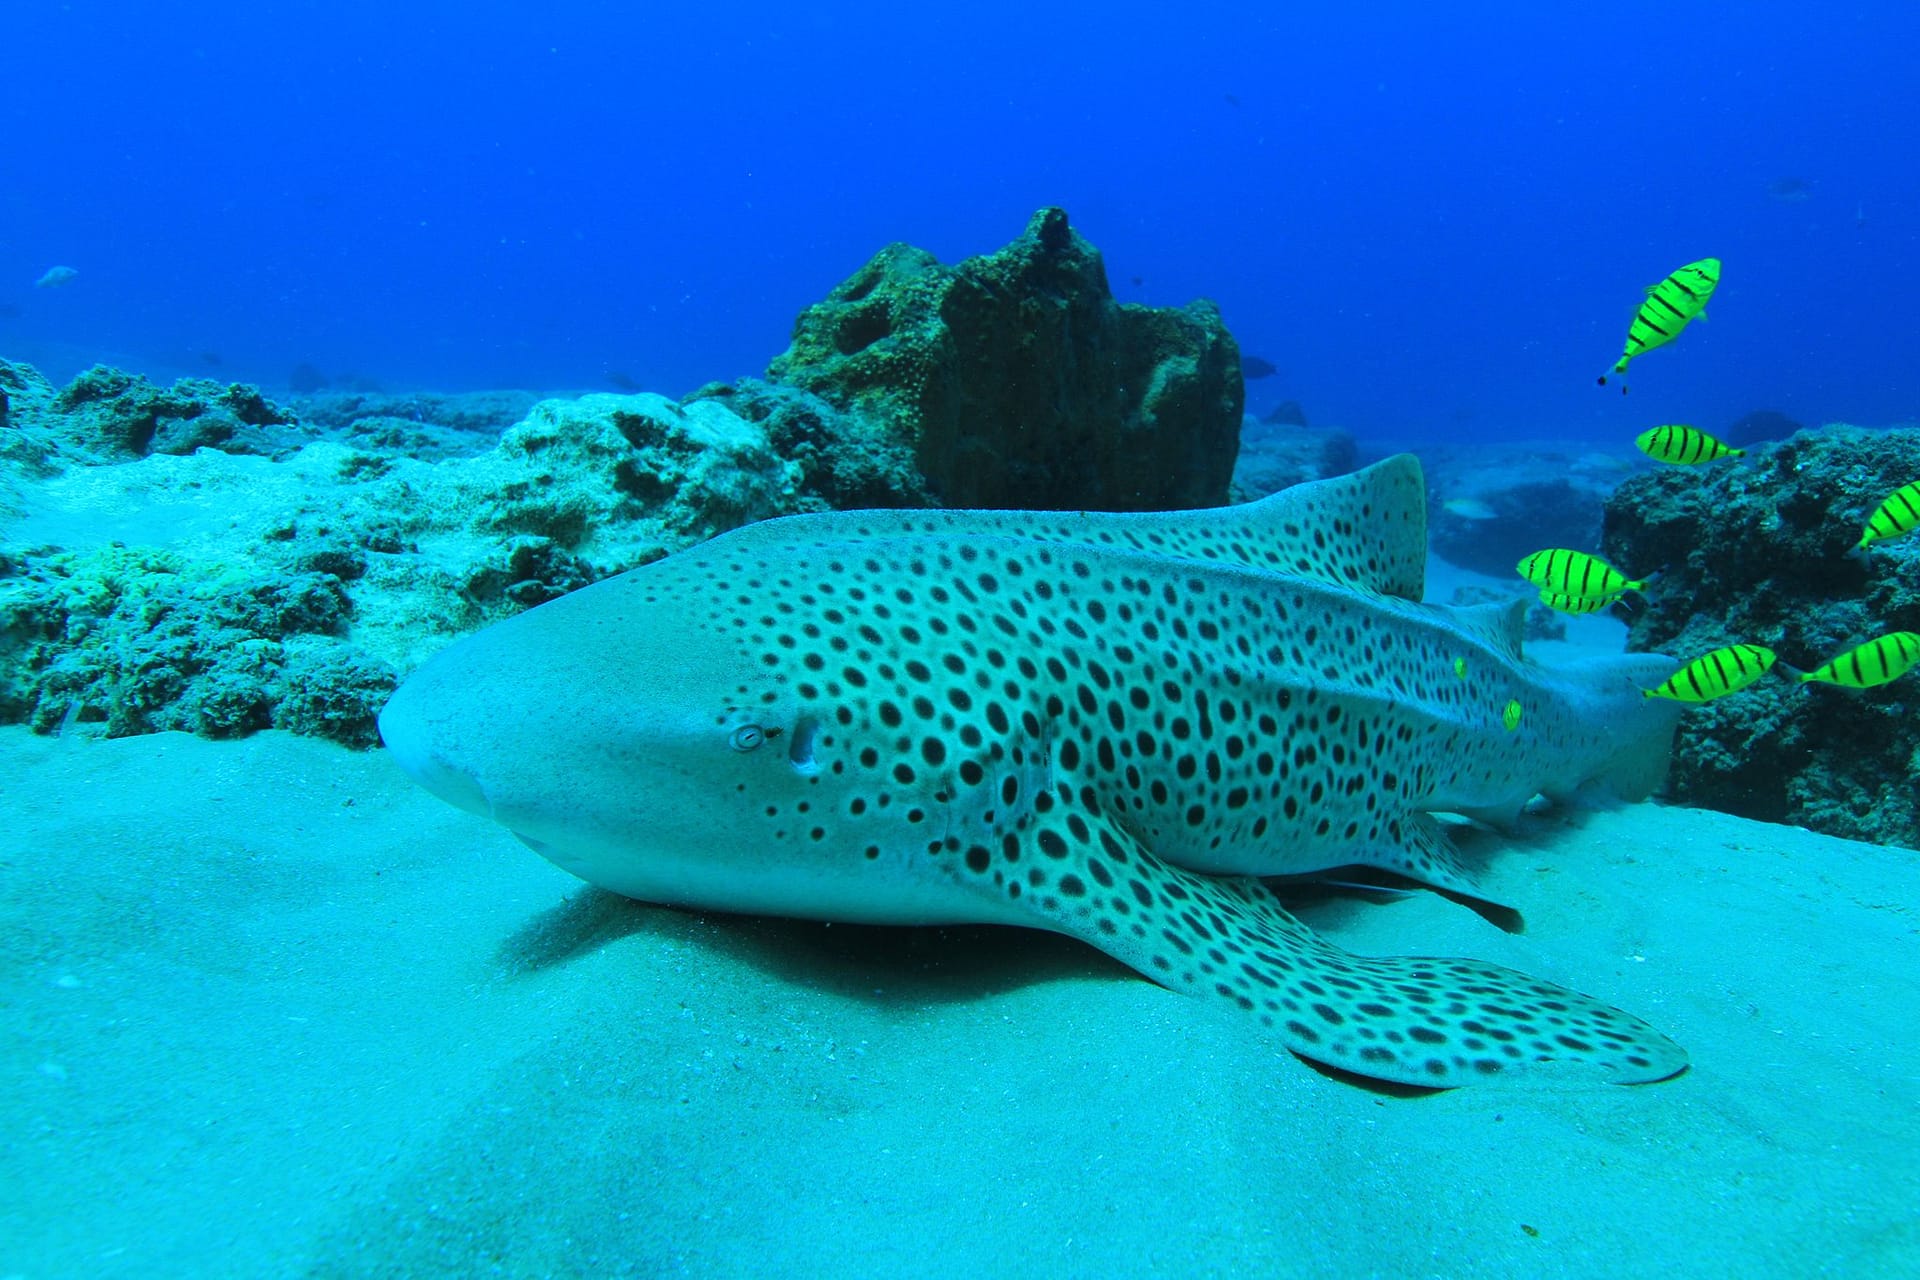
[3,1,1915,445]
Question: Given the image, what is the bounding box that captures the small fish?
[1242,355,1278,380]
[1452,656,1468,679]
[1855,480,1920,552]
[1643,644,1776,702]
[1767,176,1812,204]
[34,265,79,288]
[1501,699,1523,732]
[1517,549,1644,599]
[1441,497,1498,521]
[1538,591,1620,616]
[1636,424,1744,466]
[1597,258,1720,394]
[1798,632,1920,690]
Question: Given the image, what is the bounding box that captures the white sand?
[3,725,1917,1279]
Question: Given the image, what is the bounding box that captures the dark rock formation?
[765,207,1243,511]
[1602,425,1920,847]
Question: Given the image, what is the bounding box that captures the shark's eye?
[729,724,766,752]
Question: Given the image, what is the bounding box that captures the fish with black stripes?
[1598,258,1720,394]
[1643,644,1777,703]
[1517,549,1646,601]
[1798,632,1920,689]
[1636,424,1743,466]
[1854,480,1920,553]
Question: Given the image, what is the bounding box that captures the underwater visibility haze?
[3,1,1918,441]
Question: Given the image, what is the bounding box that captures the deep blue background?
[2,1,1914,447]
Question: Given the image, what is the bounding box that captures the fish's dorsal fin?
[1224,453,1428,600]
[1449,597,1528,661]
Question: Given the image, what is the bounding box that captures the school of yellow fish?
[1506,257,1920,711]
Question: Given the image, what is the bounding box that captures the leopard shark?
[378,455,1688,1087]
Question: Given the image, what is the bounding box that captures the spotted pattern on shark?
[380,456,1688,1087]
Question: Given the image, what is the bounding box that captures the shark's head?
[377,527,1029,925]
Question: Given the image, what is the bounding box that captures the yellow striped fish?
[1798,632,1920,689]
[1516,549,1645,599]
[1538,590,1621,616]
[1636,424,1744,465]
[1643,644,1776,702]
[1855,480,1920,551]
[1598,257,1720,393]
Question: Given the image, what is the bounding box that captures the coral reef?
[766,206,1243,511]
[0,544,389,745]
[52,365,305,459]
[684,377,933,511]
[1602,425,1920,846]
[0,377,807,745]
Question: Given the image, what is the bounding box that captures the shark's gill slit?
[787,715,819,774]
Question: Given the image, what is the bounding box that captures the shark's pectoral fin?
[1346,811,1517,917]
[934,786,1686,1088]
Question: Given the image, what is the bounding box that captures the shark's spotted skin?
[380,456,1688,1087]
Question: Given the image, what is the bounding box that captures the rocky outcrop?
[1601,425,1920,847]
[765,206,1243,511]
[52,366,305,459]
[0,383,805,747]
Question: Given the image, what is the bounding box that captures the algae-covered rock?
[52,365,304,459]
[766,207,1243,511]
[1602,425,1920,846]
[685,377,932,511]
[0,545,389,746]
[0,384,809,740]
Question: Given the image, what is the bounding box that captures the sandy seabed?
[2,723,1917,1279]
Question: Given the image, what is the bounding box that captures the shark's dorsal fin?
[1448,597,1529,662]
[700,455,1430,602]
[1222,453,1427,601]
